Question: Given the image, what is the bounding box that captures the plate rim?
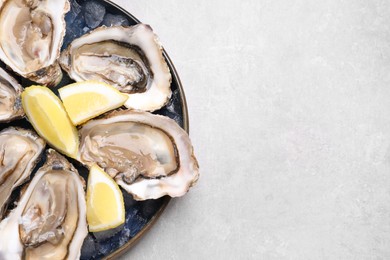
[99,1,190,258]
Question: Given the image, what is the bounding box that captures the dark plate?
[0,0,188,259]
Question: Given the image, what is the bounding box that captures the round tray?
[0,0,188,259]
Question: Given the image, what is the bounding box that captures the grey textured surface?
[113,0,390,259]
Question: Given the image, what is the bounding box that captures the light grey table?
[113,1,390,259]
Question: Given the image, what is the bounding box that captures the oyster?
[0,68,24,122]
[78,110,199,200]
[0,0,70,86]
[0,149,87,260]
[0,127,45,219]
[60,24,172,111]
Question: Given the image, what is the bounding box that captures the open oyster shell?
[60,24,172,111]
[0,0,70,86]
[0,68,24,122]
[0,127,45,219]
[0,149,87,260]
[78,110,199,200]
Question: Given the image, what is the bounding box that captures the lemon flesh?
[22,86,79,158]
[59,81,128,125]
[87,164,125,232]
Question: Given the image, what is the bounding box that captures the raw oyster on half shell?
[78,110,199,200]
[0,68,24,122]
[0,127,45,219]
[0,149,87,260]
[0,0,70,86]
[60,24,172,111]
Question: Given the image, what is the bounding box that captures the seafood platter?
[0,0,199,259]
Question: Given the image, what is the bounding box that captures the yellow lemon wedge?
[59,81,128,125]
[21,85,79,158]
[86,164,125,232]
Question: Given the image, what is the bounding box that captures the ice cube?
[97,242,112,255]
[84,1,106,29]
[125,208,147,237]
[62,12,85,49]
[80,235,97,259]
[102,13,130,27]
[82,26,90,33]
[118,227,131,246]
[65,0,82,23]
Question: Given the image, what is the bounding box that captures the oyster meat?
[60,24,172,111]
[0,68,24,122]
[78,110,199,200]
[0,127,45,219]
[0,0,70,86]
[0,149,87,260]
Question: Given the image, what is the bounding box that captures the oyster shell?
[60,24,172,111]
[0,0,70,86]
[78,110,199,200]
[0,127,45,219]
[0,149,87,260]
[0,68,24,122]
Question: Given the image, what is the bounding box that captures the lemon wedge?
[87,164,125,232]
[59,81,128,125]
[21,85,79,158]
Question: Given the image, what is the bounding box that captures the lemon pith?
[87,164,125,232]
[21,86,79,158]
